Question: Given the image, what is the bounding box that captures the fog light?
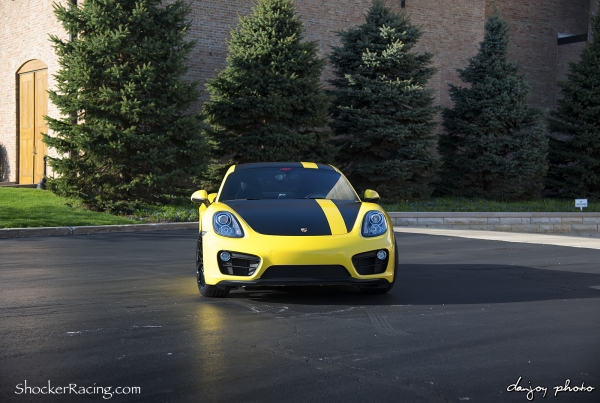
[376,250,387,260]
[220,251,231,262]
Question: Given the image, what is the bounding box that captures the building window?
[557,32,588,45]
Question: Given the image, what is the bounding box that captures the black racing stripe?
[234,162,304,170]
[332,200,362,232]
[223,199,331,236]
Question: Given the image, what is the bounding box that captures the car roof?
[234,162,335,171]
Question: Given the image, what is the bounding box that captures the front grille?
[261,265,351,279]
[352,250,388,275]
[217,251,261,276]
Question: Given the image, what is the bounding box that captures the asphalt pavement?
[1,229,599,403]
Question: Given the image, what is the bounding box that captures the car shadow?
[226,284,397,306]
[224,264,600,306]
[396,263,600,305]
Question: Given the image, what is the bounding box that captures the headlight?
[213,212,244,238]
[361,211,387,237]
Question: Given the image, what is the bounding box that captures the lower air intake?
[352,250,389,275]
[218,252,261,276]
[261,265,351,279]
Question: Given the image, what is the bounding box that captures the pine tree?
[547,3,600,199]
[328,0,439,201]
[202,0,333,174]
[45,0,206,211]
[437,11,547,200]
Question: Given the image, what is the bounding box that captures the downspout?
[68,0,77,160]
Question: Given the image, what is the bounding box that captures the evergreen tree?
[328,0,438,201]
[202,0,333,174]
[437,11,547,200]
[45,0,206,211]
[547,3,600,199]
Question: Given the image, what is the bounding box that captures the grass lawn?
[0,188,134,228]
[0,188,201,228]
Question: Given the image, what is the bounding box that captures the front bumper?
[201,230,395,287]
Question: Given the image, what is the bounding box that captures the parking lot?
[1,229,599,402]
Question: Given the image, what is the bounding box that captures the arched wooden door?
[18,60,48,184]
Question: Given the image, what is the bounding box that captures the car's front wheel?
[196,237,229,298]
[358,237,398,295]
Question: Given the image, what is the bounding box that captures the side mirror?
[191,190,209,204]
[363,189,380,203]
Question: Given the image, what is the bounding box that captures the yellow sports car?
[191,162,396,297]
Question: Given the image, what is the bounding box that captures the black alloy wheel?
[196,236,229,298]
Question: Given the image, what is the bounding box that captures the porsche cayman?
[191,162,397,297]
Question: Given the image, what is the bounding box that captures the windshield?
[219,167,359,202]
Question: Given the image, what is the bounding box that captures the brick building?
[0,0,596,184]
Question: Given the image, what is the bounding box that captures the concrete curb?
[0,222,199,239]
[394,227,600,251]
[388,212,600,237]
[388,212,600,218]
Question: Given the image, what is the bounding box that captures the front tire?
[196,237,229,298]
[358,236,398,295]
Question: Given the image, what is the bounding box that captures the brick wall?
[186,0,485,109]
[486,0,590,110]
[591,0,598,37]
[405,0,486,107]
[0,0,66,182]
[0,0,593,183]
[185,0,255,107]
[555,0,591,102]
[556,41,586,100]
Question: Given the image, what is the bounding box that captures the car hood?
[222,199,362,236]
